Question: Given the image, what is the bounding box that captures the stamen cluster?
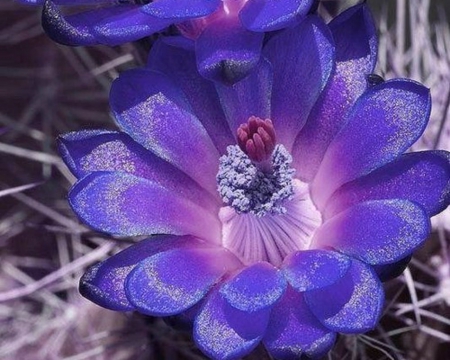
[217,144,295,216]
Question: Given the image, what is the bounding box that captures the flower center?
[216,117,322,266]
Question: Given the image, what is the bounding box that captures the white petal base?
[219,180,322,266]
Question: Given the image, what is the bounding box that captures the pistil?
[237,116,276,169]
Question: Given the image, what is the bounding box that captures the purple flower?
[34,0,315,83]
[59,5,450,360]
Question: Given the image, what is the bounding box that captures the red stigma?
[237,116,276,162]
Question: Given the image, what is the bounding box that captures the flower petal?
[282,250,351,292]
[220,262,287,312]
[304,258,384,333]
[110,68,219,195]
[42,0,100,45]
[58,130,219,211]
[69,172,221,240]
[142,0,220,19]
[240,0,314,32]
[79,235,198,311]
[292,3,377,181]
[125,247,241,316]
[373,255,411,282]
[23,0,106,4]
[263,287,336,360]
[93,9,172,46]
[263,15,334,149]
[195,17,264,84]
[312,79,431,208]
[43,1,168,46]
[326,151,450,218]
[215,57,272,134]
[312,200,430,266]
[194,289,270,360]
[148,38,234,154]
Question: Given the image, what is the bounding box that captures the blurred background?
[1,0,450,359]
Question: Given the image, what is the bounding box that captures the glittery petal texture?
[263,287,336,360]
[219,262,287,312]
[148,38,234,154]
[305,258,384,333]
[326,150,450,218]
[195,17,264,84]
[194,289,271,360]
[57,129,220,212]
[42,0,99,45]
[125,247,241,316]
[92,8,172,46]
[240,0,314,32]
[263,15,334,149]
[79,235,198,311]
[69,171,221,240]
[282,250,351,292]
[312,79,431,208]
[110,68,219,195]
[43,1,169,47]
[142,0,221,19]
[292,3,377,181]
[313,199,430,265]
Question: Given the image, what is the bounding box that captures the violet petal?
[292,3,377,181]
[195,17,264,84]
[69,171,222,240]
[263,287,336,360]
[110,68,219,196]
[220,262,287,312]
[79,235,199,311]
[282,250,351,292]
[313,199,430,266]
[125,247,241,316]
[263,15,334,149]
[305,258,384,333]
[240,0,314,32]
[326,151,450,218]
[312,79,431,208]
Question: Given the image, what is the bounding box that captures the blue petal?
[93,9,172,46]
[125,247,241,316]
[79,235,198,311]
[220,262,287,312]
[215,57,272,133]
[292,3,378,181]
[194,289,270,360]
[43,0,98,45]
[313,199,430,266]
[69,172,221,240]
[43,1,167,46]
[110,68,219,195]
[263,287,336,360]
[240,0,314,32]
[263,15,334,149]
[147,38,234,154]
[282,250,351,292]
[195,17,264,84]
[305,258,384,333]
[312,79,431,208]
[57,130,219,212]
[142,0,220,19]
[326,151,450,218]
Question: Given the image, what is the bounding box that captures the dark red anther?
[237,116,276,162]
